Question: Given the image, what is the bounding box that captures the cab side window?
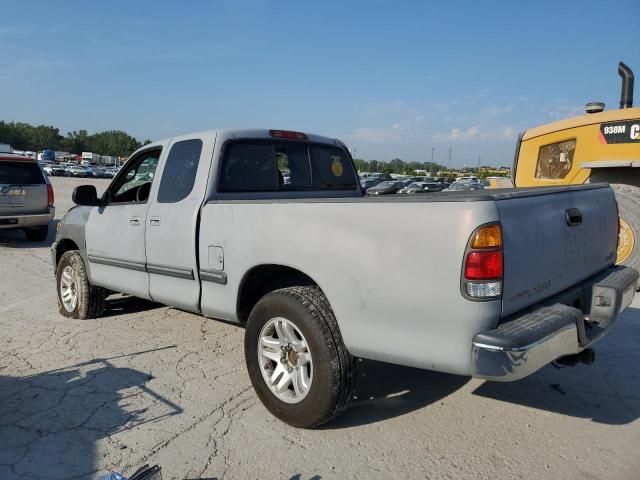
[110,149,161,203]
[157,139,203,203]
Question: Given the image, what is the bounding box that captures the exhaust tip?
[585,102,605,114]
[618,61,634,109]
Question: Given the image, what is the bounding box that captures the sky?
[1,1,638,167]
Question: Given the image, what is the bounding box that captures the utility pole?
[431,147,435,175]
[448,146,452,169]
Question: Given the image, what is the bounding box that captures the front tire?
[611,184,640,271]
[56,251,106,319]
[244,286,357,428]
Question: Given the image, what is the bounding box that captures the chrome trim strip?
[147,264,194,280]
[88,255,147,272]
[200,270,227,285]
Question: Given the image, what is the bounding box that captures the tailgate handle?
[566,208,582,226]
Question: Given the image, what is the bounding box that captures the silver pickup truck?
[52,129,638,428]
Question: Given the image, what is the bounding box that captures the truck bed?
[209,184,608,204]
[200,182,617,374]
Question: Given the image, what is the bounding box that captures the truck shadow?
[102,294,164,318]
[0,349,181,480]
[472,308,640,425]
[0,219,59,248]
[322,359,468,429]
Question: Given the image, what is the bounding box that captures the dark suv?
[0,154,55,241]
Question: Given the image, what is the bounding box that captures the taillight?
[464,251,503,279]
[47,183,54,206]
[462,223,503,300]
[269,129,308,140]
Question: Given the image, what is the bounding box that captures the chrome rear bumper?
[471,266,638,382]
[0,208,54,229]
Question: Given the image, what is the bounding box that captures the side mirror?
[72,185,98,206]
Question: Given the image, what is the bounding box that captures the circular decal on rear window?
[331,156,344,177]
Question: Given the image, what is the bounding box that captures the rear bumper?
[0,208,55,229]
[471,266,638,381]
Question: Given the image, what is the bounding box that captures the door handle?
[566,208,582,226]
[129,216,140,226]
[149,217,161,226]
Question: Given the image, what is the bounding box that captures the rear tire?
[244,286,357,428]
[611,184,640,272]
[25,225,48,242]
[56,251,106,319]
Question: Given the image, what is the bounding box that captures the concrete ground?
[1,176,639,480]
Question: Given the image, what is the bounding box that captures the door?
[85,145,165,299]
[145,133,216,311]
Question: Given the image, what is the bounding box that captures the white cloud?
[543,104,584,119]
[433,125,517,143]
[482,104,514,116]
[350,126,406,143]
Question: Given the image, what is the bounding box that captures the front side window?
[157,139,202,203]
[535,139,576,179]
[218,141,356,192]
[111,149,161,203]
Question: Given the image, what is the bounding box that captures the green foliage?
[0,120,144,157]
[353,156,446,175]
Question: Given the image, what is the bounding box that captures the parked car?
[443,182,484,192]
[368,172,393,181]
[399,178,420,188]
[94,167,117,179]
[52,128,637,428]
[456,176,479,183]
[359,177,383,193]
[67,166,88,177]
[1,153,54,241]
[366,180,405,195]
[400,182,444,194]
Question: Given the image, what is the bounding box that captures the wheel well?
[55,239,80,266]
[236,264,317,323]
[588,168,640,189]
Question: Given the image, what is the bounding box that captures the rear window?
[0,162,45,184]
[219,141,356,192]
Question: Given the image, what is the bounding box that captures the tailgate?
[0,184,48,215]
[497,185,618,317]
[0,161,48,215]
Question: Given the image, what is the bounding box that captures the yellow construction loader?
[512,61,640,269]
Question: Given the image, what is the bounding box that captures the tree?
[0,120,144,157]
[353,158,370,172]
[61,130,90,153]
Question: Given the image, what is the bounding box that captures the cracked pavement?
[1,176,639,480]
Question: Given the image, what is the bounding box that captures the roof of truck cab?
[152,128,342,147]
[522,107,640,141]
